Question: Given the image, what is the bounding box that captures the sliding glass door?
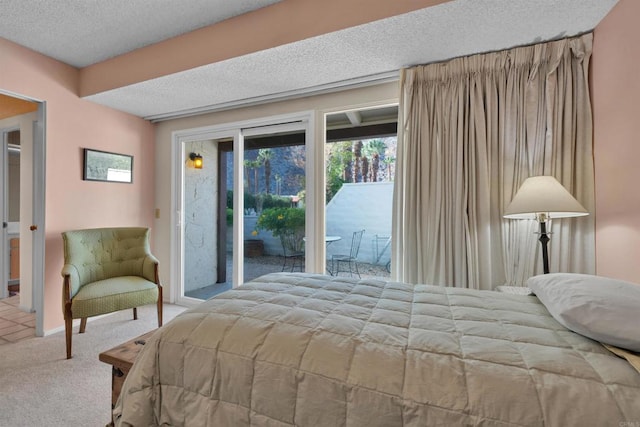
[240,130,307,283]
[175,114,312,304]
[324,105,397,280]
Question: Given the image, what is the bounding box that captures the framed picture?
[83,148,133,183]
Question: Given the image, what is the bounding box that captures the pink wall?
[0,38,155,332]
[592,0,640,282]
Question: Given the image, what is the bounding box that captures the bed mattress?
[114,272,640,426]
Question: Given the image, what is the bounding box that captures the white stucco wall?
[226,215,284,256]
[184,140,218,292]
[326,182,393,265]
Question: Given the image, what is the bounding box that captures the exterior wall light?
[189,152,203,169]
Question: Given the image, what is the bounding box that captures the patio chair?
[280,230,305,272]
[331,229,365,278]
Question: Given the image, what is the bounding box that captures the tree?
[363,139,386,182]
[383,156,396,181]
[343,143,353,183]
[251,159,261,194]
[243,159,252,192]
[258,148,273,194]
[353,141,363,182]
[324,138,396,201]
[361,156,369,182]
[325,141,353,202]
[243,158,262,194]
[371,153,379,182]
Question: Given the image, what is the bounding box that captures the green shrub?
[227,191,291,213]
[226,208,233,225]
[262,194,291,209]
[226,190,233,209]
[256,207,305,237]
[244,192,256,211]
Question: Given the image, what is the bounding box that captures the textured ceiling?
[0,0,619,121]
[0,0,283,67]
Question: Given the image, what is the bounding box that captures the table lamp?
[504,176,588,274]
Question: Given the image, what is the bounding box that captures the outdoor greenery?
[226,191,292,212]
[226,207,233,225]
[255,207,305,237]
[243,148,277,194]
[325,138,396,203]
[227,137,396,213]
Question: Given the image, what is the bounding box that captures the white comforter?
[114,273,640,426]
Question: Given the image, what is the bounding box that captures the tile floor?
[0,295,36,345]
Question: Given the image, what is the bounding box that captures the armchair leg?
[79,317,87,334]
[133,307,138,320]
[65,316,73,359]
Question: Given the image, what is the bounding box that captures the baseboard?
[43,312,115,336]
[18,304,35,313]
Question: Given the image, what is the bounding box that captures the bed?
[114,272,640,426]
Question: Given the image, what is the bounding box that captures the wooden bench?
[99,330,156,426]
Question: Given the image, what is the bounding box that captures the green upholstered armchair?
[61,227,163,359]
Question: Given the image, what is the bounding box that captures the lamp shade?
[504,176,588,220]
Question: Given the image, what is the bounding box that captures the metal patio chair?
[280,230,305,272]
[331,229,365,278]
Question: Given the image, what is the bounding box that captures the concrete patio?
[185,253,390,300]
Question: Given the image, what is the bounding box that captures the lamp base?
[538,220,550,274]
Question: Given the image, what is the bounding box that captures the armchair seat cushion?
[71,276,159,319]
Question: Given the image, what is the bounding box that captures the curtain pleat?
[392,33,595,289]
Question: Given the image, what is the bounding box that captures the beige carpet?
[0,304,187,426]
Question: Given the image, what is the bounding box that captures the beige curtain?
[392,33,595,289]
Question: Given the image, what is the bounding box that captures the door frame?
[0,89,46,336]
[0,126,18,300]
[32,102,46,337]
[171,111,315,306]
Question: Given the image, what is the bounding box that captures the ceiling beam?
[327,122,397,142]
[79,0,451,97]
[345,111,362,126]
[217,122,397,150]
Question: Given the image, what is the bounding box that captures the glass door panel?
[178,117,310,303]
[182,138,230,300]
[324,107,397,279]
[242,132,306,282]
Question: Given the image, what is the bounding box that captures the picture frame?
[83,148,133,183]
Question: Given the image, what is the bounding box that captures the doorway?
[0,90,46,338]
[5,129,21,296]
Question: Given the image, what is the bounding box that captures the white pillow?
[527,273,640,352]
